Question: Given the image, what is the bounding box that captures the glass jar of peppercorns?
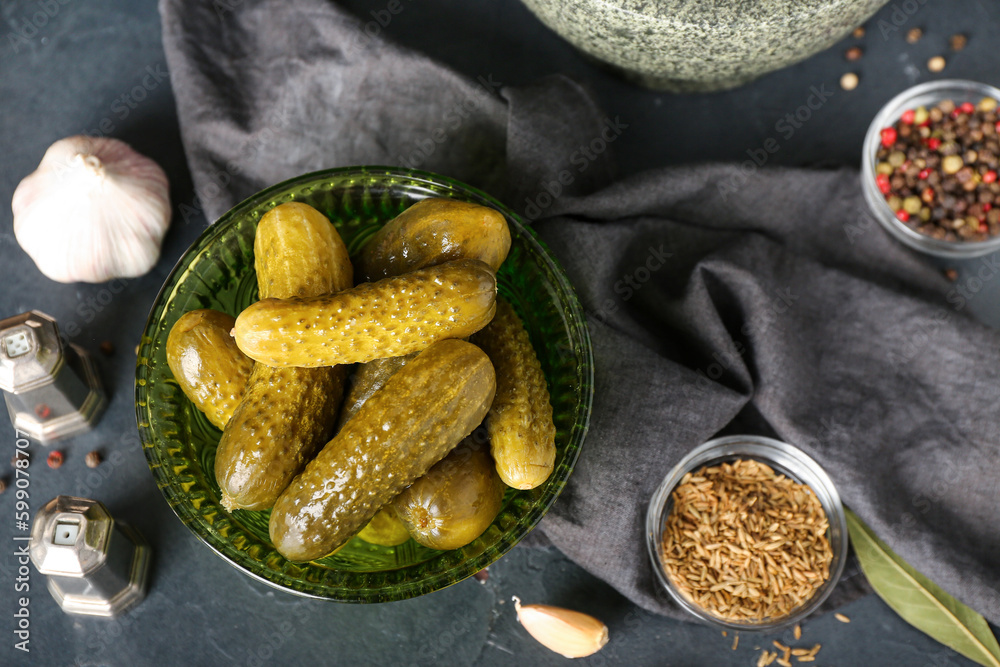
[862,80,1000,258]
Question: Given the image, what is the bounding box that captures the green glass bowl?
[135,166,593,601]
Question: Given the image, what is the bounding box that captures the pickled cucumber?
[356,506,411,547]
[255,202,353,299]
[166,309,252,430]
[215,202,352,512]
[234,259,497,368]
[358,198,511,282]
[338,354,416,541]
[269,339,496,562]
[337,352,417,430]
[471,297,556,490]
[392,437,505,551]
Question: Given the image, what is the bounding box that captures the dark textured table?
[1,1,998,665]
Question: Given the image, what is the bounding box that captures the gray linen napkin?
[160,0,1000,623]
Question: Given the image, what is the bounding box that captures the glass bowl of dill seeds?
[645,435,848,630]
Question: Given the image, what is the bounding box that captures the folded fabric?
[160,0,1000,623]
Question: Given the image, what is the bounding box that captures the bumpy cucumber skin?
[392,437,505,551]
[216,363,348,511]
[358,198,511,282]
[269,339,496,562]
[336,352,417,431]
[166,309,252,430]
[255,202,352,298]
[234,259,497,368]
[471,298,556,490]
[339,354,415,541]
[344,199,506,431]
[215,203,352,512]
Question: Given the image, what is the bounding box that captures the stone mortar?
[519,0,891,93]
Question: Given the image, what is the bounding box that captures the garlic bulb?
[513,596,609,658]
[12,135,171,283]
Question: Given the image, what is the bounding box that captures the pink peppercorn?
[880,127,898,147]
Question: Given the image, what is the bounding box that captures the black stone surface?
[0,1,996,665]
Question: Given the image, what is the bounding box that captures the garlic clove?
[12,135,171,284]
[512,596,609,658]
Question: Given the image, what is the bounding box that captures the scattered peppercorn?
[853,26,865,39]
[12,453,26,466]
[840,72,859,91]
[0,478,6,495]
[845,46,863,61]
[906,27,923,43]
[85,450,102,468]
[100,340,115,356]
[473,568,490,583]
[949,33,967,51]
[928,56,946,73]
[944,269,959,281]
[874,97,1000,242]
[47,450,64,469]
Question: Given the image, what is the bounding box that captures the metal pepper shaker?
[0,310,106,443]
[29,496,151,617]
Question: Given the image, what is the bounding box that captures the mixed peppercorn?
[875,97,1000,242]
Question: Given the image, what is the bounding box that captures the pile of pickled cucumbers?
[165,199,557,562]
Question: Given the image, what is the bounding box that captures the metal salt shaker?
[0,310,106,443]
[29,495,151,617]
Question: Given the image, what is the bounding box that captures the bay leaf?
[845,507,1000,667]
